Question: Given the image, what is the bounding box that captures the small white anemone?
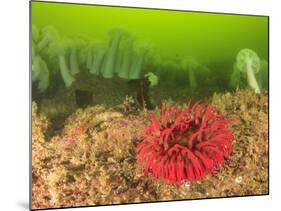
[48,39,75,87]
[37,26,59,52]
[145,72,159,87]
[257,59,269,91]
[32,24,39,43]
[68,35,87,76]
[181,56,199,89]
[32,56,49,92]
[118,36,135,79]
[129,47,148,79]
[236,49,261,93]
[89,41,107,76]
[101,28,127,79]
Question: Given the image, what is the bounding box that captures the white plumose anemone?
[236,49,261,94]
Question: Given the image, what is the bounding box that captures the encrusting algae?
[32,89,268,209]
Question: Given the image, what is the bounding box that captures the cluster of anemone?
[229,48,268,93]
[32,25,59,92]
[136,101,235,184]
[32,25,159,93]
[181,56,211,89]
[150,55,211,89]
[32,25,268,96]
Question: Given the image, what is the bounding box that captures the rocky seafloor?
[31,89,269,209]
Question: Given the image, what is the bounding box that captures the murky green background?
[32,1,268,67]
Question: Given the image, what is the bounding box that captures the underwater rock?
[32,102,53,209]
[39,88,76,121]
[32,105,148,208]
[31,89,268,209]
[128,78,154,110]
[32,102,49,154]
[209,89,268,195]
[121,95,139,113]
[75,89,93,108]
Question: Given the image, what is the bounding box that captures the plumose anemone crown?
[236,49,261,93]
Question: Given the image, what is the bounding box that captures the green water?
[31,1,269,105]
[32,1,268,64]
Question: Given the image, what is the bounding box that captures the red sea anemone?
[136,101,235,184]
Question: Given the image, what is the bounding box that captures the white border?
[1,0,280,211]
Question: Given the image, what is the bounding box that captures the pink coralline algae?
[137,101,235,184]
